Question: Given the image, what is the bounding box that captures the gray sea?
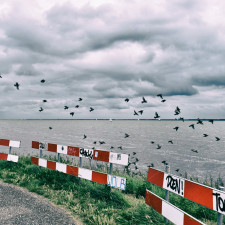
[0,119,225,182]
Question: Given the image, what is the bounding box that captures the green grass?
[0,157,220,224]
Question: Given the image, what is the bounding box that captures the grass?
[0,156,221,224]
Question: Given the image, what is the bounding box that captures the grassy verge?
[0,157,220,225]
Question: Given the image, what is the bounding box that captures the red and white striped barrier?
[0,139,21,148]
[32,141,128,166]
[0,153,19,162]
[147,168,225,215]
[145,190,205,225]
[31,156,126,190]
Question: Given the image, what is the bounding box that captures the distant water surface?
[0,120,225,182]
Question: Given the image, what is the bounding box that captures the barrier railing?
[31,141,128,190]
[146,167,225,224]
[0,139,21,163]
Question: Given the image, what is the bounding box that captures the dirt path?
[0,181,80,225]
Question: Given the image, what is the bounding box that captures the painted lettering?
[213,192,225,212]
[80,148,93,159]
[165,175,184,196]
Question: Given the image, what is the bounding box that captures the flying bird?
[161,160,168,165]
[197,118,203,125]
[138,110,144,115]
[154,112,160,119]
[173,126,179,131]
[14,82,20,90]
[134,110,139,116]
[110,146,114,149]
[78,98,83,101]
[174,106,181,115]
[148,163,154,168]
[175,169,179,172]
[151,141,155,144]
[64,106,69,110]
[40,79,45,83]
[49,127,52,130]
[43,100,47,103]
[215,137,220,141]
[141,97,147,103]
[70,112,74,116]
[179,117,184,122]
[99,141,106,145]
[0,74,2,78]
[208,119,214,124]
[75,105,79,108]
[118,146,123,150]
[39,107,43,112]
[89,107,94,112]
[132,152,136,155]
[161,99,166,103]
[93,141,97,144]
[203,134,209,137]
[189,124,195,129]
[157,94,163,99]
[124,133,130,138]
[168,140,173,144]
[83,134,87,139]
[124,98,129,102]
[156,144,161,149]
[191,149,198,153]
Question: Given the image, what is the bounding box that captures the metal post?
[89,158,92,170]
[57,153,60,162]
[40,149,42,158]
[164,165,170,224]
[109,163,113,174]
[79,157,83,184]
[217,186,224,225]
[9,146,12,155]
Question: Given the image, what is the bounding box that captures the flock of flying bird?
[0,75,221,175]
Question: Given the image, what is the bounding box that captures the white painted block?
[39,158,47,168]
[9,140,20,148]
[213,189,225,215]
[56,162,67,173]
[78,168,92,180]
[57,145,68,154]
[109,153,128,165]
[107,175,126,190]
[163,173,185,197]
[162,201,184,225]
[7,154,19,162]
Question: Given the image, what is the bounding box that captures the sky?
[0,0,225,119]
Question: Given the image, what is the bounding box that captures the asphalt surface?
[0,181,76,225]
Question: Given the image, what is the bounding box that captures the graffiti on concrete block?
[107,175,126,190]
[80,148,93,159]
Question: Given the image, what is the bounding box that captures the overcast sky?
[0,0,225,119]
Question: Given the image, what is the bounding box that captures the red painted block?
[145,190,162,214]
[0,139,10,147]
[67,146,80,157]
[147,168,164,187]
[32,141,40,149]
[47,160,56,170]
[93,150,109,162]
[184,214,203,225]
[184,180,213,210]
[31,156,39,165]
[67,165,78,177]
[92,171,107,184]
[0,153,8,161]
[48,143,57,152]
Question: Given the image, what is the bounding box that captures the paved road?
[0,181,76,225]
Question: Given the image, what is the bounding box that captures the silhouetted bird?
[0,75,2,78]
[179,117,184,122]
[39,107,43,112]
[189,124,195,129]
[118,146,123,150]
[135,166,138,170]
[191,149,198,153]
[154,112,160,119]
[83,134,87,139]
[99,141,105,145]
[135,158,139,162]
[161,160,168,165]
[70,112,74,116]
[142,97,147,103]
[173,126,179,131]
[151,141,155,144]
[110,146,114,149]
[215,137,220,141]
[161,99,166,103]
[157,94,163,99]
[64,106,69,110]
[124,133,130,138]
[75,105,79,108]
[43,100,47,102]
[132,152,136,155]
[78,98,82,101]
[89,107,94,112]
[174,106,181,115]
[134,110,139,116]
[175,169,179,172]
[156,144,161,149]
[40,79,45,83]
[124,98,129,102]
[14,82,20,90]
[208,119,214,124]
[203,134,208,137]
[168,140,173,144]
[197,118,203,125]
[138,110,143,115]
[93,141,97,144]
[49,127,52,130]
[148,163,154,168]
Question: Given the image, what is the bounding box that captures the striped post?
[217,186,224,225]
[164,165,170,224]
